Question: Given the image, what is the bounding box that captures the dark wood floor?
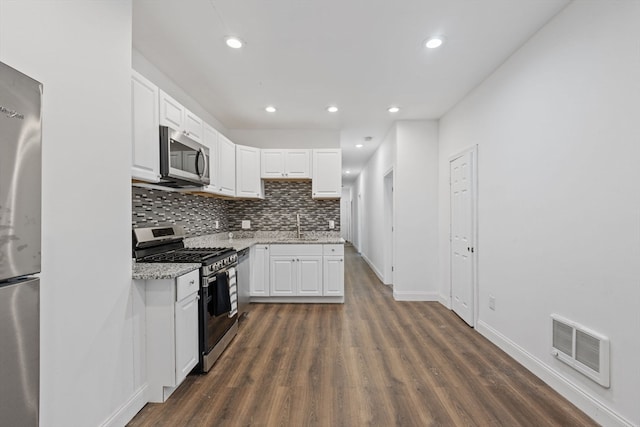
[128,245,597,427]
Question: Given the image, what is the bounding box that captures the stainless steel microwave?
[159,125,210,187]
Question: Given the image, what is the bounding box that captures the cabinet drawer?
[270,244,323,256]
[176,269,200,301]
[323,244,344,256]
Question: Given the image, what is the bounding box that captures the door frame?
[449,145,479,327]
[383,168,395,285]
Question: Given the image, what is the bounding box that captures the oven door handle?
[204,264,237,285]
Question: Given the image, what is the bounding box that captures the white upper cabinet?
[203,123,219,191]
[236,144,263,199]
[312,149,342,199]
[131,71,160,182]
[261,149,311,179]
[159,90,204,143]
[216,133,236,197]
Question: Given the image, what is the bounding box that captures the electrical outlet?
[241,220,251,229]
[489,295,496,311]
[329,220,335,229]
[214,220,219,229]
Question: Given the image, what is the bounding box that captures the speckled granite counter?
[184,232,345,251]
[132,262,201,280]
[132,232,344,280]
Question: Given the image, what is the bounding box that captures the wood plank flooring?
[128,245,597,427]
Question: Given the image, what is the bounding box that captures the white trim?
[438,294,451,309]
[100,384,148,427]
[477,321,634,427]
[361,252,384,283]
[448,145,479,327]
[251,296,344,304]
[382,168,395,285]
[393,290,440,301]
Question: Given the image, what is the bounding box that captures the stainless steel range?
[133,226,238,372]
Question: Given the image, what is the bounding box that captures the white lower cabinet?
[250,245,270,296]
[269,245,323,297]
[143,269,200,403]
[323,245,344,296]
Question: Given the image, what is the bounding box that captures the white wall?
[226,128,340,149]
[438,1,639,425]
[0,2,138,426]
[394,121,439,300]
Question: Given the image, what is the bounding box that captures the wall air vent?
[551,314,610,388]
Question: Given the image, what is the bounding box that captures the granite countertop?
[132,232,345,280]
[185,232,345,251]
[132,262,201,280]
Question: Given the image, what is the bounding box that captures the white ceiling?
[133,0,569,182]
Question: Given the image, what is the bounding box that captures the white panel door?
[323,256,344,296]
[285,150,311,178]
[297,256,322,296]
[450,149,475,326]
[270,256,296,296]
[250,245,270,296]
[174,294,199,383]
[131,71,160,182]
[217,134,236,196]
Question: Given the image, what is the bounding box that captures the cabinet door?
[261,150,285,178]
[217,134,236,196]
[297,255,323,296]
[184,109,203,143]
[312,149,342,199]
[270,256,296,296]
[131,71,160,182]
[236,144,262,198]
[250,245,270,296]
[159,90,184,130]
[174,293,199,384]
[285,150,311,178]
[323,255,344,296]
[203,123,218,190]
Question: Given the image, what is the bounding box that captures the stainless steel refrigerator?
[0,61,42,427]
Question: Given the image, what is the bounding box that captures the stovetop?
[138,247,235,265]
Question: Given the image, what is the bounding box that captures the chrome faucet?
[296,214,301,239]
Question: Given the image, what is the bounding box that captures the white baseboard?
[438,293,451,308]
[476,321,634,427]
[361,253,384,283]
[100,384,148,427]
[393,290,440,301]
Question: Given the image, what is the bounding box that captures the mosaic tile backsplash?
[132,180,340,236]
[227,180,340,232]
[132,187,228,236]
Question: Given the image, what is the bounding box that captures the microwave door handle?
[196,147,208,179]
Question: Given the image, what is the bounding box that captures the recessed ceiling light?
[327,106,339,113]
[388,106,400,113]
[355,144,363,148]
[225,36,243,49]
[265,105,277,113]
[345,170,351,174]
[425,36,444,49]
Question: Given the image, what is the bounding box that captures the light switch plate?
[329,220,335,229]
[214,220,219,229]
[241,220,251,229]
